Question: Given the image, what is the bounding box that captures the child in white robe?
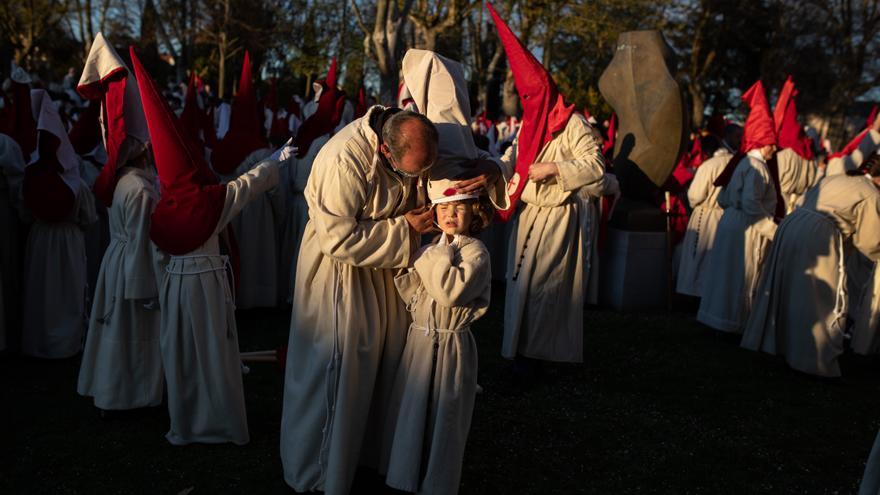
[382,178,492,495]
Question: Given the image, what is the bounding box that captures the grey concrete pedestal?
[601,227,668,311]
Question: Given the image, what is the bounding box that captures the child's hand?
[411,243,433,265]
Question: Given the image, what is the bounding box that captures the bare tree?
[466,0,505,116]
[0,0,70,69]
[409,0,477,52]
[352,0,415,104]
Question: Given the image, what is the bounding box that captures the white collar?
[747,148,766,163]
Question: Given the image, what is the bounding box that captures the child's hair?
[469,197,495,234]
[435,197,494,234]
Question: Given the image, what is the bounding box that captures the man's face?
[382,122,437,176]
[394,141,435,176]
[759,144,777,161]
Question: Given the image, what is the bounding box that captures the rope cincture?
[793,208,849,334]
[165,254,236,337]
[317,261,342,485]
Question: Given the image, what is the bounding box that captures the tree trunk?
[689,80,705,129]
[218,34,227,98]
[217,0,230,98]
[502,69,519,117]
[354,0,414,105]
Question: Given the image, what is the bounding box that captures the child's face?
[436,201,473,236]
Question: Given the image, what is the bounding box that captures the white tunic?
[861,430,880,495]
[220,148,283,309]
[741,174,880,376]
[0,133,25,351]
[22,179,98,358]
[382,235,491,495]
[697,150,778,333]
[281,107,420,495]
[502,114,606,363]
[775,147,818,214]
[160,159,279,445]
[676,148,731,297]
[78,167,167,409]
[826,129,880,176]
[277,134,330,304]
[852,261,880,355]
[79,157,111,302]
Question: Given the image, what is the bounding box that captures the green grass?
[2,286,878,494]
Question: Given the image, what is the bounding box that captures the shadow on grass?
[1,288,878,494]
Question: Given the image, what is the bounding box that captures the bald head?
[381,110,438,175]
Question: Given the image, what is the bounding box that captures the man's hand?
[454,158,502,194]
[405,206,435,234]
[528,162,559,183]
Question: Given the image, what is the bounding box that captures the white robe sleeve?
[854,192,880,262]
[827,129,880,175]
[123,187,159,300]
[215,159,280,233]
[75,180,98,229]
[413,241,490,308]
[742,164,778,240]
[309,155,414,269]
[553,116,605,193]
[474,148,512,210]
[688,161,717,208]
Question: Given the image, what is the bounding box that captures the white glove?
[270,138,297,162]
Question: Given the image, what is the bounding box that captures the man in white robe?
[677,125,741,297]
[22,89,98,358]
[0,133,25,350]
[741,147,880,377]
[772,77,820,214]
[487,4,607,367]
[280,109,438,494]
[697,81,780,333]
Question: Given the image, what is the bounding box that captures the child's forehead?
[434,199,474,207]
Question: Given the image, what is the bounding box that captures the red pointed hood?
[714,80,784,219]
[266,77,279,112]
[9,67,37,159]
[212,51,267,175]
[355,86,367,119]
[178,72,204,146]
[603,113,617,157]
[773,76,813,160]
[487,2,574,221]
[287,97,301,120]
[294,57,346,158]
[265,78,291,139]
[739,80,776,152]
[77,33,150,206]
[867,105,879,129]
[68,99,102,155]
[129,47,226,255]
[829,105,879,160]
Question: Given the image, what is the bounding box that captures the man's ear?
[379,143,391,158]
